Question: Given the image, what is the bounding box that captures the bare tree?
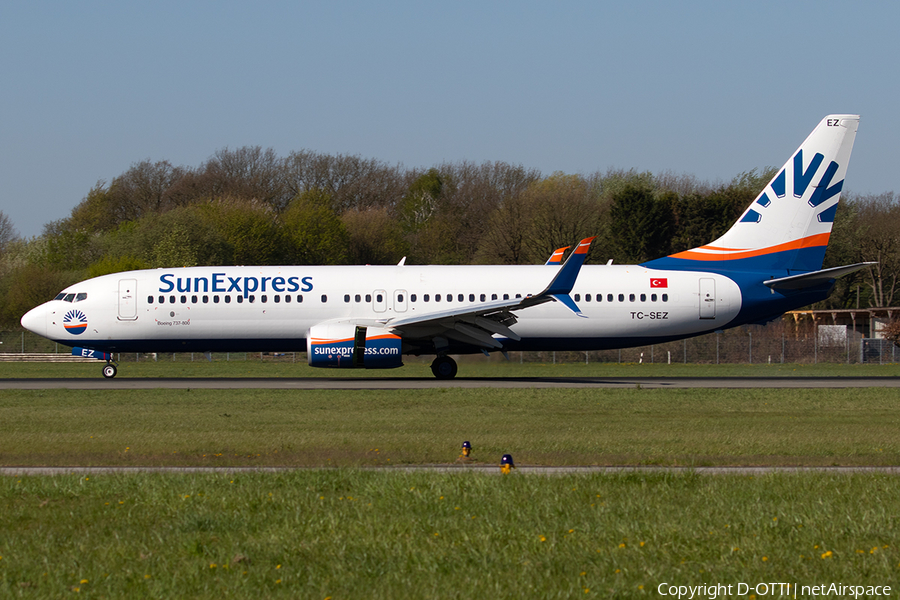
[202,147,290,209]
[0,210,19,256]
[853,192,900,307]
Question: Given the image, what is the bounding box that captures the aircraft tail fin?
[645,115,859,274]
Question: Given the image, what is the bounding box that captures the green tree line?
[0,147,897,328]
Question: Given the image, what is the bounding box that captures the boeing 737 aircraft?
[21,115,868,379]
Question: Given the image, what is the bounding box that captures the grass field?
[1,470,898,598]
[2,359,900,379]
[1,387,899,467]
[3,374,899,597]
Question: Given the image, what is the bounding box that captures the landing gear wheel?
[430,356,458,379]
[102,363,117,379]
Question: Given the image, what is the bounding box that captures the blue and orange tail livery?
[645,115,859,274]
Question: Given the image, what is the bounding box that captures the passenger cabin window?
[214,295,220,303]
[148,296,154,304]
[321,295,327,303]
[344,294,351,303]
[640,294,646,302]
[191,295,198,304]
[237,296,243,303]
[618,294,624,302]
[274,295,280,303]
[411,294,417,302]
[492,294,497,300]
[458,294,464,302]
[225,296,231,304]
[424,294,430,302]
[261,295,267,303]
[662,294,669,302]
[355,294,361,303]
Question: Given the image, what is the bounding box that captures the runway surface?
[1,376,899,389]
[4,465,900,476]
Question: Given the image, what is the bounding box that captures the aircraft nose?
[21,304,48,338]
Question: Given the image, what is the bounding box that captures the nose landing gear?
[102,361,118,379]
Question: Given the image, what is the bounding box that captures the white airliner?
[22,115,868,379]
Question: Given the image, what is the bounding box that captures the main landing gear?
[102,362,118,379]
[430,356,458,379]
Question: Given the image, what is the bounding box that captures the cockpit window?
[54,293,66,301]
[75,293,88,302]
[63,293,76,302]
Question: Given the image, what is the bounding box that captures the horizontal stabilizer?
[763,262,875,290]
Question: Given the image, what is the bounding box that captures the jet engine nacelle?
[307,323,403,369]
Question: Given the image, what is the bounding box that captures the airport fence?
[1,320,897,365]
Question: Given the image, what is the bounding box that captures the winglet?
[542,237,595,295]
[545,246,570,265]
[517,237,595,317]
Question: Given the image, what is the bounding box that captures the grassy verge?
[2,388,899,467]
[2,359,900,378]
[1,471,897,598]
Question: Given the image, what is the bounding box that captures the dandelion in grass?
[80,579,88,584]
[762,556,768,562]
[821,550,833,559]
[539,536,546,542]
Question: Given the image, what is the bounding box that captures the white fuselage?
[23,264,742,354]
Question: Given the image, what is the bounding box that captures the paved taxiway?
[1,376,899,390]
[4,465,900,476]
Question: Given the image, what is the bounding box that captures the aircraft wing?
[375,237,596,350]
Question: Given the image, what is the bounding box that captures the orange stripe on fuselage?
[668,233,830,262]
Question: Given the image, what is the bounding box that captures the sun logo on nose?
[63,310,87,335]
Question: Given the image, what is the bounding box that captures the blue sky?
[2,1,896,238]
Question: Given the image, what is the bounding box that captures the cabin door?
[118,279,138,321]
[699,278,716,320]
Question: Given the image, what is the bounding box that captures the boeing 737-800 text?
[21,115,868,379]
